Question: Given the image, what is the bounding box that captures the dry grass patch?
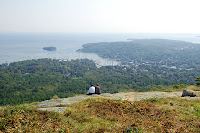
[0,97,199,132]
[0,105,70,132]
[187,86,200,91]
[52,95,60,99]
[64,97,200,132]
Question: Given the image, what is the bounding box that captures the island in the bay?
[43,46,56,51]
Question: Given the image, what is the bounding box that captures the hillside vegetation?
[1,39,200,105]
[0,58,199,105]
[0,97,200,132]
[78,39,200,69]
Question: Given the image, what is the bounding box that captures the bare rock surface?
[182,89,196,97]
[35,91,200,113]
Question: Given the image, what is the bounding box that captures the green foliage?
[143,97,161,103]
[173,84,188,90]
[0,59,93,105]
[78,39,200,69]
[0,58,199,105]
[195,77,200,86]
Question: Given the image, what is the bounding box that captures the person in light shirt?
[87,84,95,95]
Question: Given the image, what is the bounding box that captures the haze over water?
[1,33,200,66]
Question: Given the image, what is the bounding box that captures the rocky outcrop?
[35,91,200,113]
[35,92,183,113]
[182,89,196,97]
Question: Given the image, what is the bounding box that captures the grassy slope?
[0,97,200,133]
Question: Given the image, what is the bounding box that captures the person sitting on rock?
[87,84,95,95]
[95,83,101,95]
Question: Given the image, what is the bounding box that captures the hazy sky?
[1,0,200,33]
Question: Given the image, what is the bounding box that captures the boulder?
[182,89,196,97]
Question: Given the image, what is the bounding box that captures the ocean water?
[0,33,200,66]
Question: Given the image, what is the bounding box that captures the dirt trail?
[35,91,199,113]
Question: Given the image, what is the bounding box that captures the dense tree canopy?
[77,39,200,69]
[195,77,200,86]
[0,58,199,105]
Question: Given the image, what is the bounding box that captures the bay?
[0,32,200,66]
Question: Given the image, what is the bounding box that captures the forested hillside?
[0,58,199,105]
[77,39,200,70]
